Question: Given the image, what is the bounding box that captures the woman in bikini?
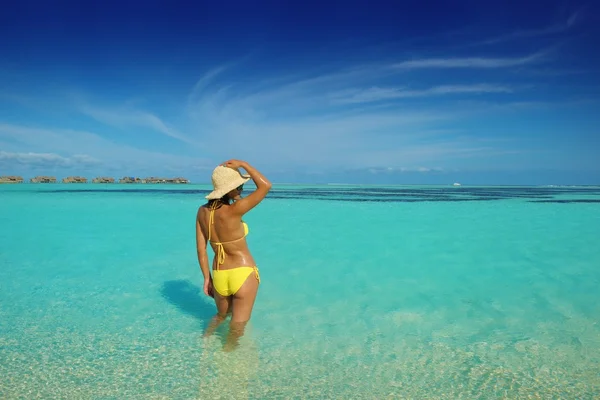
[195,159,272,350]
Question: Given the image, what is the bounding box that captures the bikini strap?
[208,203,225,268]
[208,207,214,241]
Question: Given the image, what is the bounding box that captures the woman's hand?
[203,277,214,298]
[222,159,247,170]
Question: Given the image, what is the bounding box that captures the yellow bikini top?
[207,207,249,266]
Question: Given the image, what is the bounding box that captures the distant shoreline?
[0,176,190,184]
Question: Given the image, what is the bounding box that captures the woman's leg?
[203,291,232,337]
[224,273,259,351]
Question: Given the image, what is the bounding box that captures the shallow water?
[1,184,599,399]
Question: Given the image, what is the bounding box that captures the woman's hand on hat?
[222,159,246,169]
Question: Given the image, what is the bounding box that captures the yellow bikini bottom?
[212,266,260,297]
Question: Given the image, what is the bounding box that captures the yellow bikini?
[208,205,260,297]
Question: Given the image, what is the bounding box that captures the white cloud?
[330,84,514,104]
[0,151,100,167]
[478,10,583,45]
[185,94,458,168]
[392,51,548,69]
[188,65,229,103]
[0,124,212,175]
[79,105,202,147]
[183,57,530,169]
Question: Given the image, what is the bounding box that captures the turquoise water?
[1,184,599,399]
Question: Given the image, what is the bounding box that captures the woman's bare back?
[199,203,255,269]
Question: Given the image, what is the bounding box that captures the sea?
[1,183,599,399]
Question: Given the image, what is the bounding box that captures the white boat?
[453,182,461,186]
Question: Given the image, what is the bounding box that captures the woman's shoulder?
[197,203,210,217]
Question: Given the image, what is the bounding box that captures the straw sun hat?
[205,165,251,200]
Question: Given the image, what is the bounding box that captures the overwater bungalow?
[170,177,190,184]
[92,177,115,183]
[62,176,88,183]
[119,176,143,184]
[145,177,190,184]
[144,177,165,184]
[0,175,24,184]
[30,176,57,183]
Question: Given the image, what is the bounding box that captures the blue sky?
[0,0,599,184]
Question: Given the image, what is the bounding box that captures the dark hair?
[207,195,231,210]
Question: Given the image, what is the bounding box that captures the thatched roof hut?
[92,177,115,183]
[119,177,143,184]
[145,177,189,184]
[62,176,88,183]
[30,176,57,183]
[170,177,190,184]
[0,175,24,184]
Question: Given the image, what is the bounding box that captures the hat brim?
[205,175,251,199]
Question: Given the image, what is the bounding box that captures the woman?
[196,159,271,350]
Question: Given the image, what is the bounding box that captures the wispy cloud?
[0,123,212,175]
[184,62,525,169]
[188,65,229,103]
[345,142,514,169]
[175,44,570,171]
[0,151,99,167]
[478,9,583,45]
[330,84,514,104]
[392,51,548,70]
[80,105,200,146]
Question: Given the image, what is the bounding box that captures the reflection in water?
[198,329,259,400]
[160,280,260,398]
